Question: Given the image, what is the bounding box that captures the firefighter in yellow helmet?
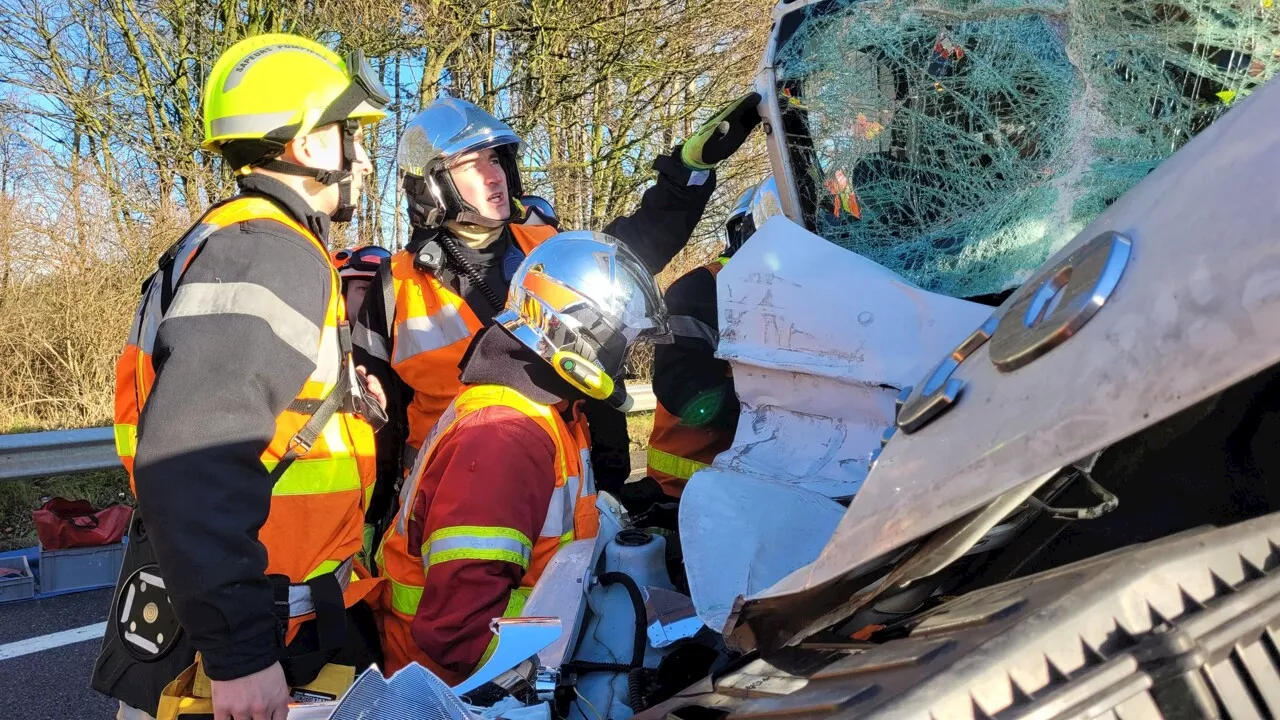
[94,34,390,720]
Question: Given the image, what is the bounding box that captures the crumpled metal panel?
[735,73,1280,650]
[679,216,990,634]
[714,215,992,498]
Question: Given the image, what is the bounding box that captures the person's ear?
[279,134,309,166]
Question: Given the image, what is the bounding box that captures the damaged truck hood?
[732,74,1280,650]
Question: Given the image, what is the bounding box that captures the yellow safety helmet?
[203,33,388,153]
[202,34,391,221]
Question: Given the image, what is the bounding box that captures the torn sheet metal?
[453,617,562,696]
[679,215,990,634]
[734,76,1280,650]
[520,537,596,669]
[645,586,703,648]
[714,214,993,498]
[682,471,845,635]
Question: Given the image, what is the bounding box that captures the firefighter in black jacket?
[353,94,763,532]
[646,179,766,497]
[100,34,390,720]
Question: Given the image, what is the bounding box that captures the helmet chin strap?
[453,209,507,229]
[257,120,360,221]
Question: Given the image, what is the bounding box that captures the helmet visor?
[345,50,391,109]
[339,245,392,277]
[611,241,671,346]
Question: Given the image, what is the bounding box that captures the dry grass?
[627,411,655,451]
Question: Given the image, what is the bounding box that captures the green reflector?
[680,390,724,428]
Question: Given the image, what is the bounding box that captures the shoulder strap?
[156,197,320,314]
[270,323,353,482]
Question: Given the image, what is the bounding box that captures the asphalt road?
[0,588,117,719]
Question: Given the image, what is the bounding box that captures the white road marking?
[0,621,107,661]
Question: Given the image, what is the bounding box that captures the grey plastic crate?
[0,555,35,602]
[38,542,124,594]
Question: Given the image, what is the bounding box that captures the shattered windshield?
[773,0,1279,298]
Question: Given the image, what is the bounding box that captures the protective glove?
[681,92,763,171]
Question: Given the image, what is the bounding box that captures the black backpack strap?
[270,324,352,482]
[268,570,348,687]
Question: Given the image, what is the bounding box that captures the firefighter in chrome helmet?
[376,231,669,678]
[352,93,760,526]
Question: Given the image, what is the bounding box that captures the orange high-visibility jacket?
[113,195,380,644]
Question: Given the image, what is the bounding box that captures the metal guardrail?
[0,385,656,481]
[0,427,118,481]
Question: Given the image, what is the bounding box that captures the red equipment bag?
[32,497,132,550]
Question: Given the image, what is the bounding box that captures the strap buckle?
[287,432,316,456]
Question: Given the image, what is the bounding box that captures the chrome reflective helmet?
[496,231,671,409]
[726,184,758,254]
[397,98,523,229]
[749,175,782,236]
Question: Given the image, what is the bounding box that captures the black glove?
[681,92,763,170]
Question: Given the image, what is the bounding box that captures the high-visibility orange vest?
[376,383,600,677]
[646,258,735,497]
[382,224,556,454]
[112,196,380,633]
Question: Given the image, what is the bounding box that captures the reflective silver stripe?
[579,449,596,495]
[540,482,575,537]
[669,314,718,345]
[353,320,390,362]
[210,110,300,139]
[286,557,353,618]
[391,306,472,364]
[169,224,217,295]
[138,288,164,354]
[125,303,146,346]
[427,535,532,568]
[394,439,434,536]
[312,326,341,385]
[165,282,321,361]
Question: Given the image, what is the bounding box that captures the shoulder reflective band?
[647,447,710,480]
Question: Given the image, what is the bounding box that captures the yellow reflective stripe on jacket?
[647,447,710,481]
[476,587,531,668]
[388,575,424,616]
[266,456,362,496]
[114,423,137,458]
[423,526,533,569]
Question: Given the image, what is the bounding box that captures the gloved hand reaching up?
[681,92,764,170]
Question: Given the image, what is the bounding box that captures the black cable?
[628,668,649,712]
[562,660,634,674]
[438,234,505,311]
